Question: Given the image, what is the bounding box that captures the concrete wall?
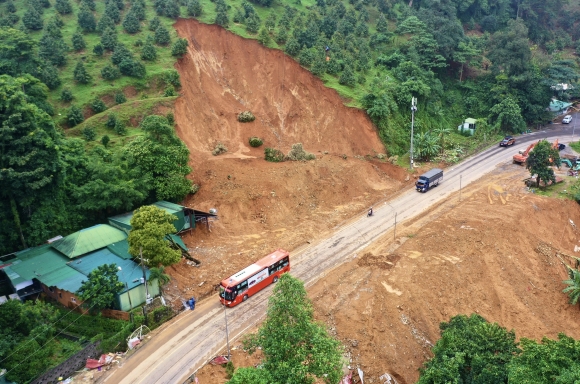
[42,285,80,309]
[30,342,100,384]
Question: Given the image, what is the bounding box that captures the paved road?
[108,123,576,384]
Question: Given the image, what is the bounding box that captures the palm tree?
[414,132,441,161]
[149,266,171,295]
[563,268,580,307]
[433,126,452,156]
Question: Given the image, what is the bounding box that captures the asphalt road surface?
[107,121,577,384]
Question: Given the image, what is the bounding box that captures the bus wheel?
[273,276,279,283]
[243,294,248,302]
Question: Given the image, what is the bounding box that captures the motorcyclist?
[368,207,373,217]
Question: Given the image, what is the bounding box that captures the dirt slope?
[166,19,412,307]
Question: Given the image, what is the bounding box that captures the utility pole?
[140,246,149,302]
[410,97,417,170]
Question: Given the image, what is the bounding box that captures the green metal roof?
[68,248,149,292]
[167,234,187,251]
[108,201,193,233]
[549,99,573,112]
[154,201,185,213]
[52,224,127,259]
[3,263,25,286]
[10,247,69,280]
[107,240,134,260]
[41,267,86,293]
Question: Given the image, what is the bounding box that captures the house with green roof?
[3,224,159,312]
[549,99,573,115]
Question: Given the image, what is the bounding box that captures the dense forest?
[0,0,579,255]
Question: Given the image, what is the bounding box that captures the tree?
[418,314,519,383]
[38,34,67,67]
[132,0,146,20]
[78,4,96,32]
[246,13,261,34]
[119,58,146,78]
[0,28,40,77]
[376,13,388,33]
[67,105,84,126]
[115,92,126,104]
[122,11,141,34]
[97,14,115,34]
[111,43,133,65]
[90,98,107,113]
[55,0,72,15]
[127,205,182,267]
[141,40,157,61]
[93,43,104,56]
[171,38,189,57]
[490,96,526,132]
[104,0,121,24]
[82,0,96,11]
[265,13,276,30]
[0,75,63,249]
[487,19,531,76]
[22,8,43,30]
[164,0,180,18]
[187,0,202,17]
[149,16,161,31]
[525,140,559,189]
[563,269,580,307]
[76,263,125,312]
[72,31,87,51]
[239,274,343,384]
[339,65,356,87]
[101,27,118,51]
[148,266,171,294]
[413,131,440,161]
[73,60,92,84]
[453,41,480,82]
[154,25,171,46]
[6,0,16,13]
[257,27,271,45]
[60,88,73,102]
[215,9,229,27]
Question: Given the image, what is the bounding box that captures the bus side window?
[281,257,289,267]
[239,280,248,292]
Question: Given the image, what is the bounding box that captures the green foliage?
[101,27,118,51]
[127,205,181,267]
[525,140,559,189]
[93,43,104,56]
[154,25,171,46]
[115,92,127,104]
[77,263,125,311]
[106,113,118,129]
[60,88,73,102]
[125,115,192,201]
[97,14,115,34]
[246,13,261,34]
[287,143,315,161]
[240,274,343,384]
[418,314,519,383]
[249,137,263,147]
[67,105,85,126]
[119,58,146,78]
[101,134,110,147]
[563,269,580,306]
[39,33,68,67]
[171,38,189,57]
[90,98,107,113]
[78,3,96,32]
[149,266,171,293]
[141,40,157,61]
[55,0,72,14]
[82,126,97,141]
[212,142,228,155]
[264,147,285,162]
[72,31,87,51]
[123,10,141,34]
[104,0,121,24]
[338,64,356,87]
[111,43,133,65]
[148,16,161,31]
[163,69,181,88]
[237,110,255,122]
[227,367,272,384]
[187,0,202,17]
[215,9,229,27]
[23,8,43,30]
[74,60,92,84]
[164,84,176,96]
[114,119,127,135]
[101,64,121,80]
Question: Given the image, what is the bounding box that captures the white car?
[563,115,573,124]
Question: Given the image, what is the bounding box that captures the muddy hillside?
[166,19,414,306]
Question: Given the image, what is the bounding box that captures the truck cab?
[416,168,444,193]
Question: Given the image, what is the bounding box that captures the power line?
[4,301,98,376]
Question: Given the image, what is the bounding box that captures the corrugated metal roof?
[52,224,127,259]
[154,201,184,213]
[41,267,86,293]
[107,240,133,260]
[3,263,25,286]
[167,234,187,251]
[10,247,69,280]
[68,248,149,292]
[107,201,192,233]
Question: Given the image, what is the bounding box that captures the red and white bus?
[219,249,290,307]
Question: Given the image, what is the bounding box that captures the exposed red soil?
[166,19,580,384]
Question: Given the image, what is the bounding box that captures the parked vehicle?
[513,141,538,165]
[563,115,573,124]
[416,168,443,193]
[499,135,516,147]
[219,249,290,307]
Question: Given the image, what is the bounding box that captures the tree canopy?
[526,139,560,188]
[76,263,125,311]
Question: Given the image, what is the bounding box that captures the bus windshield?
[220,286,236,301]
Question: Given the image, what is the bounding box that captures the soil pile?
[165,19,411,308]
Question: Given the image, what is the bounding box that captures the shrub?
[264,147,285,162]
[115,92,126,104]
[148,16,160,31]
[73,61,92,84]
[141,41,157,61]
[224,361,235,379]
[111,43,133,65]
[81,126,97,141]
[237,111,255,123]
[119,59,146,78]
[60,89,73,102]
[249,137,263,147]
[166,112,175,125]
[23,8,43,30]
[72,31,86,51]
[171,38,189,57]
[93,43,104,56]
[154,25,171,46]
[67,105,84,127]
[212,142,228,156]
[106,114,118,128]
[163,84,176,97]
[114,120,127,135]
[122,11,140,34]
[101,135,110,147]
[90,98,107,113]
[101,27,118,51]
[163,69,181,87]
[190,183,199,194]
[287,143,315,161]
[101,65,121,80]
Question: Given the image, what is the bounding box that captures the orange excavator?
[513,141,538,165]
[552,139,559,150]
